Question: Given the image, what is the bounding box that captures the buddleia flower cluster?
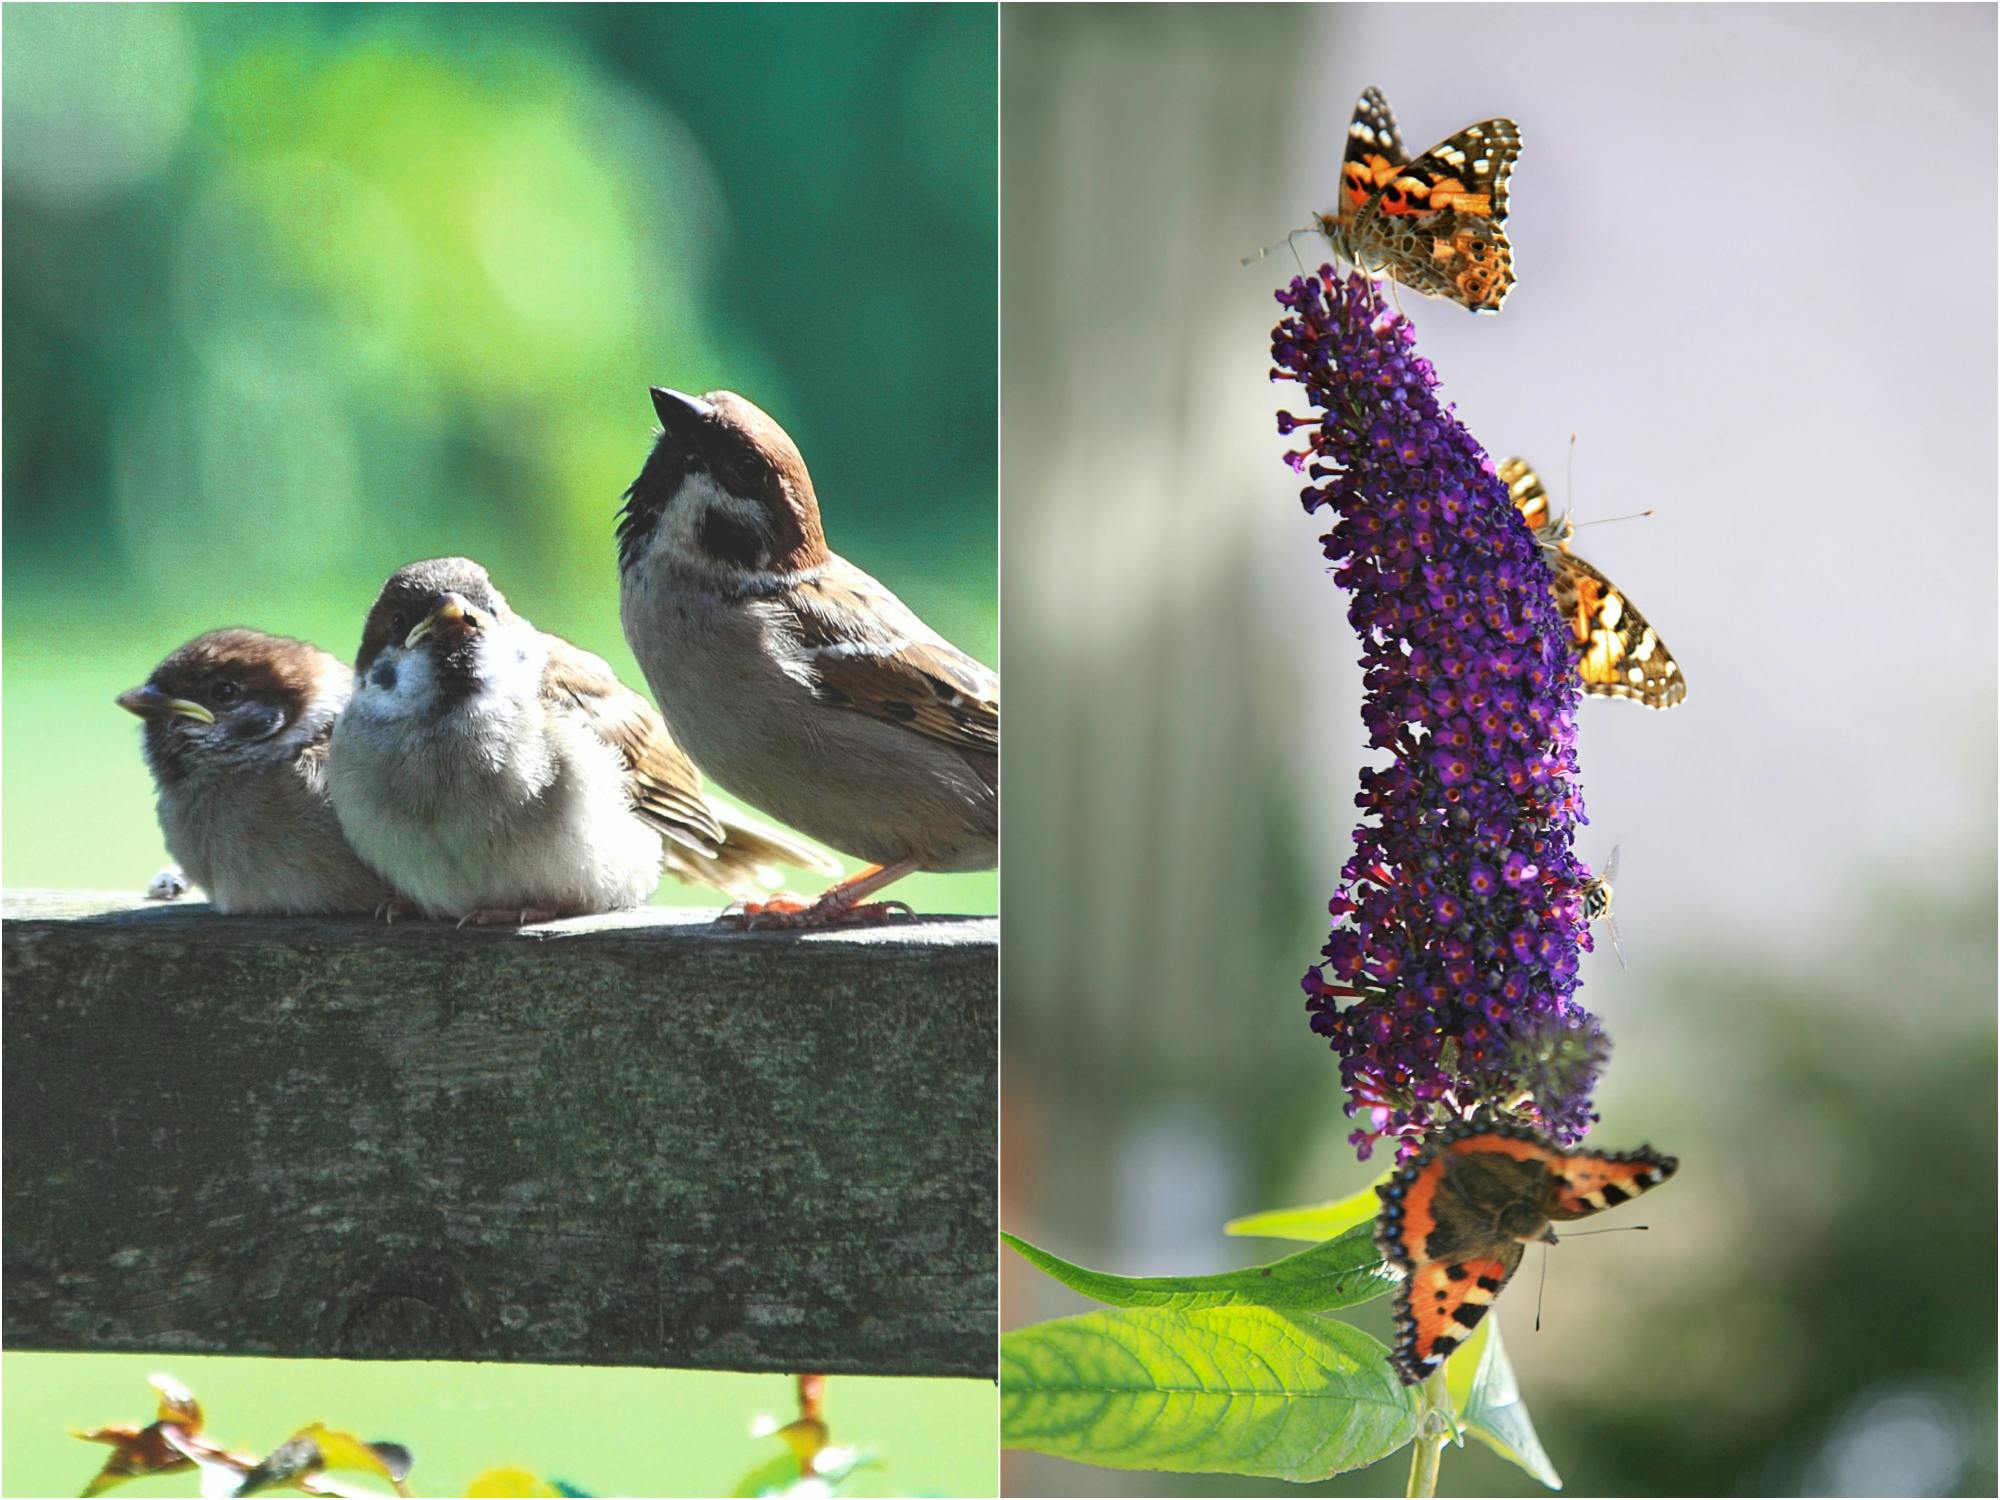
[1272,267,1608,1160]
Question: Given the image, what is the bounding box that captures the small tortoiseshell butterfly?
[1313,86,1522,313]
[1502,456,1688,709]
[1375,1118,1677,1384]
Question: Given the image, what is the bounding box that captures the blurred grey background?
[1000,5,1995,1496]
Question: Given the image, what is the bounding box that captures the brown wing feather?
[663,807,842,898]
[807,643,999,752]
[540,636,726,853]
[787,565,999,754]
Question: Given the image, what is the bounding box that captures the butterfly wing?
[1546,1146,1678,1221]
[1347,118,1523,311]
[1337,86,1410,226]
[1375,1127,1556,1384]
[1500,456,1565,545]
[1547,549,1687,708]
[1376,1122,1676,1383]
[1388,1242,1525,1385]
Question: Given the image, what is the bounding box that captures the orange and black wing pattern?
[1501,457,1687,709]
[1316,87,1522,312]
[1388,1245,1525,1385]
[1545,1145,1678,1221]
[1336,85,1410,226]
[1375,1119,1676,1383]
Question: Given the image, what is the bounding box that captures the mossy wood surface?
[2,892,997,1378]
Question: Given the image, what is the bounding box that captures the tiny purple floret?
[1272,269,1605,1159]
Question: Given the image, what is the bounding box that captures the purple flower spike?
[1272,268,1604,1161]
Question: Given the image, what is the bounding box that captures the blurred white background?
[1001,5,1994,1495]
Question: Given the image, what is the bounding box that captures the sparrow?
[117,629,396,915]
[616,387,997,926]
[328,556,836,925]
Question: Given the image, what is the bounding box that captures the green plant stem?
[1405,1371,1450,1498]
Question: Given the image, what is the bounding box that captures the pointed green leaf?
[1001,1306,1418,1480]
[730,1452,803,1498]
[1224,1173,1393,1242]
[1459,1321,1562,1490]
[1444,1318,1493,1414]
[1002,1221,1395,1312]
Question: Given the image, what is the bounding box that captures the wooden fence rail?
[2,892,997,1379]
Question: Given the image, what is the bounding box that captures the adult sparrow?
[328,556,835,925]
[118,629,395,915]
[616,388,997,925]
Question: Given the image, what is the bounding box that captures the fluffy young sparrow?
[328,556,835,925]
[118,630,396,915]
[616,388,998,925]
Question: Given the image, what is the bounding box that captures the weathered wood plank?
[2,892,997,1378]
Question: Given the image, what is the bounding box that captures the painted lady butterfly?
[1376,1118,1677,1384]
[1503,457,1688,709]
[1313,86,1522,313]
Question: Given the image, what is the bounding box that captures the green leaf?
[1458,1320,1562,1490]
[1443,1317,1490,1416]
[1224,1173,1392,1242]
[730,1452,803,1498]
[1001,1221,1395,1312]
[1001,1305,1419,1480]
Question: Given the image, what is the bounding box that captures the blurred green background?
[1000,5,1995,1497]
[3,3,995,1495]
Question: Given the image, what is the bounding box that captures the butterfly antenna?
[1544,432,1573,535]
[1240,225,1312,270]
[1561,1225,1650,1236]
[1534,1244,1549,1333]
[1571,509,1658,529]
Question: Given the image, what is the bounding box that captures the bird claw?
[720,896,916,931]
[455,907,558,928]
[374,898,422,925]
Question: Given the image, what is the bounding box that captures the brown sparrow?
[616,388,997,925]
[328,556,835,925]
[117,630,396,915]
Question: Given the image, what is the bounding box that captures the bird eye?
[388,610,410,637]
[210,679,242,705]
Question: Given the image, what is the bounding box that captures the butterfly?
[1375,1117,1677,1384]
[1502,457,1688,709]
[1311,86,1522,313]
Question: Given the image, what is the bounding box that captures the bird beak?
[405,594,483,649]
[116,684,215,724]
[651,386,715,431]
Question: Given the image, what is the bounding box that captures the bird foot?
[374,898,424,925]
[456,907,560,928]
[145,868,190,901]
[719,894,915,931]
